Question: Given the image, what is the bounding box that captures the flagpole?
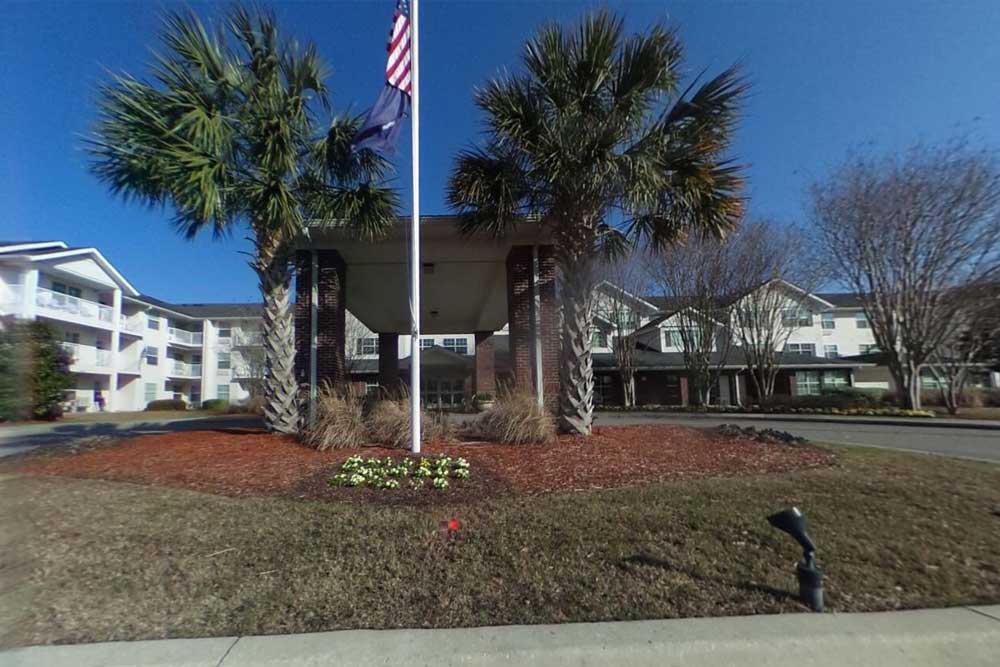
[409,0,421,454]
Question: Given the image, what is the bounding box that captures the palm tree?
[89,7,398,433]
[448,11,747,435]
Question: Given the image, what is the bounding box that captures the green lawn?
[2,447,999,648]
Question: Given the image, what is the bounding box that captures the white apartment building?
[0,241,262,412]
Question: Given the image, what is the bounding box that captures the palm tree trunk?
[256,248,300,434]
[557,252,596,435]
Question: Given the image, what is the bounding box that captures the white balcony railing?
[168,327,204,346]
[36,287,113,327]
[60,343,112,371]
[232,330,264,347]
[169,359,202,377]
[119,314,144,334]
[119,358,142,374]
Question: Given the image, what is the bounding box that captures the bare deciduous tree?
[729,220,826,403]
[927,282,1000,414]
[592,258,649,407]
[812,142,1000,409]
[648,238,738,406]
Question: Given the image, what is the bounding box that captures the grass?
[929,406,1000,420]
[58,409,220,423]
[1,446,999,647]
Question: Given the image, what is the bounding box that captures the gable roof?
[816,292,863,308]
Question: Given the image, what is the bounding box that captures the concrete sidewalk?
[4,606,999,666]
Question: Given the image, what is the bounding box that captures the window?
[356,337,379,355]
[64,331,80,344]
[148,315,160,330]
[785,343,816,356]
[442,338,468,355]
[365,381,380,395]
[217,325,231,339]
[859,344,880,355]
[419,338,434,350]
[782,308,813,327]
[824,345,839,358]
[217,384,230,401]
[822,370,849,388]
[217,352,231,370]
[52,282,82,298]
[594,374,614,405]
[855,312,869,329]
[591,330,608,348]
[821,313,836,330]
[144,382,157,404]
[796,371,821,396]
[145,346,159,366]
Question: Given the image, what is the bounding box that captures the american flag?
[385,0,412,96]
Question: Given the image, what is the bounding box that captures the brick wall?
[505,245,560,411]
[473,331,496,395]
[294,250,348,391]
[378,333,400,392]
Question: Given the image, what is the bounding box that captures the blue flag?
[352,85,409,155]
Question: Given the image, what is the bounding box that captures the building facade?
[0,241,262,412]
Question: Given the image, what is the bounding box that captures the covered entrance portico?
[294,216,559,411]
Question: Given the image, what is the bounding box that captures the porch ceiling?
[303,217,551,335]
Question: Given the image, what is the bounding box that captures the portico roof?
[302,216,552,335]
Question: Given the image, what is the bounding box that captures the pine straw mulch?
[5,424,835,504]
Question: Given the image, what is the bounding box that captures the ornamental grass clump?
[301,383,367,450]
[476,390,555,445]
[368,394,456,448]
[330,455,471,491]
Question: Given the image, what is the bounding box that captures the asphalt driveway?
[596,412,1000,463]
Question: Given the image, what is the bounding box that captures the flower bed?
[331,455,470,490]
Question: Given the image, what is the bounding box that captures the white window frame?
[442,337,468,355]
[419,338,434,350]
[824,345,839,358]
[144,382,157,404]
[217,352,231,370]
[785,343,816,356]
[216,384,230,401]
[855,312,869,329]
[148,315,160,330]
[782,307,813,328]
[796,370,821,396]
[145,345,159,366]
[859,344,880,354]
[821,312,836,330]
[357,337,379,355]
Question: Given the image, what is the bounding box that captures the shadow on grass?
[619,552,799,604]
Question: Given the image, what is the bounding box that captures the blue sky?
[2,0,999,303]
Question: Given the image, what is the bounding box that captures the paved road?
[0,415,263,459]
[596,411,1000,463]
[4,606,999,666]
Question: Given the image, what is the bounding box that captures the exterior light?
[767,507,824,612]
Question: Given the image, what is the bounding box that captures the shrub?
[920,389,985,409]
[984,388,1000,407]
[201,399,229,412]
[145,399,187,411]
[475,390,555,445]
[330,454,471,491]
[226,395,265,415]
[0,319,72,421]
[367,393,456,448]
[302,383,367,450]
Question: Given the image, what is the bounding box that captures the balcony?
[232,330,264,347]
[36,287,113,328]
[119,314,145,336]
[168,327,204,347]
[118,357,142,374]
[168,359,202,378]
[60,342,113,373]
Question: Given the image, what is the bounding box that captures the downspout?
[308,250,318,425]
[531,245,544,408]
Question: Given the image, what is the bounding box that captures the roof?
[128,294,262,319]
[816,292,864,308]
[593,348,866,371]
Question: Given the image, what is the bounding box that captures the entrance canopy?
[303,216,551,335]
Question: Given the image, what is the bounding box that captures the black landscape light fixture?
[767,507,824,612]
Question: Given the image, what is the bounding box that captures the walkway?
[3,606,999,666]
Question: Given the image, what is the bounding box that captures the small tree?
[927,282,1000,414]
[0,319,72,421]
[648,237,738,406]
[812,142,1000,409]
[592,259,648,407]
[728,220,824,403]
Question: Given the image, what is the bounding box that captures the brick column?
[295,250,348,392]
[505,245,560,410]
[536,245,559,412]
[506,246,534,392]
[473,331,496,396]
[316,250,347,388]
[293,251,313,386]
[378,333,400,394]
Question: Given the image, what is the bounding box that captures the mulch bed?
[7,425,835,502]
